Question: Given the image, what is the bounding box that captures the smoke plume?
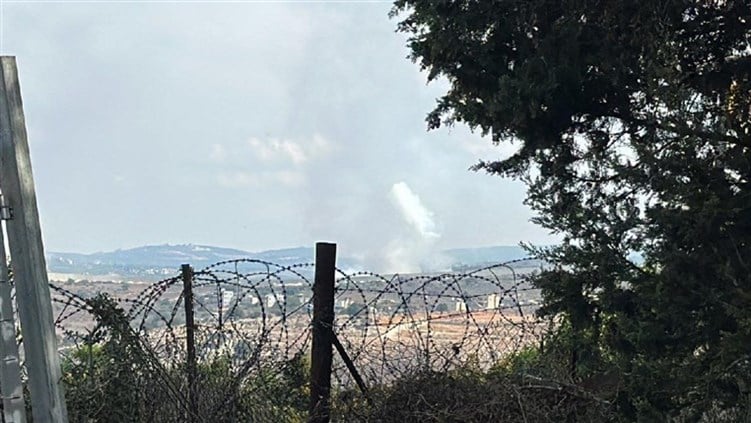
[385,181,444,273]
[389,182,440,239]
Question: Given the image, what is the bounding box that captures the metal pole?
[0,56,68,422]
[0,205,27,422]
[308,242,336,423]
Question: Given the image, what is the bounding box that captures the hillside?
[46,244,534,280]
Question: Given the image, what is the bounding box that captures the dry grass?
[332,366,616,422]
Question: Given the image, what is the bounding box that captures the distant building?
[487,294,500,310]
[265,293,278,308]
[455,301,467,312]
[221,289,235,306]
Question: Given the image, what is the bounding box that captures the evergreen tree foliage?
[392,0,751,418]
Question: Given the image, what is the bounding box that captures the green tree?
[62,294,148,422]
[392,0,751,419]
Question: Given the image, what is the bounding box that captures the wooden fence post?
[309,242,336,423]
[182,264,197,422]
[0,56,68,422]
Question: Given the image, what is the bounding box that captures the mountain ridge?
[46,243,533,280]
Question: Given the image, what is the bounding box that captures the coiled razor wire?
[330,258,549,389]
[48,258,551,421]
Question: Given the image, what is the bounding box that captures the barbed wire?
[45,258,558,421]
[330,258,549,389]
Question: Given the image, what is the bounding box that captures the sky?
[0,1,555,269]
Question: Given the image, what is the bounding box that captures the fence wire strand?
[41,258,608,422]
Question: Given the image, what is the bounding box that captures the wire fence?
[330,259,549,385]
[42,255,595,422]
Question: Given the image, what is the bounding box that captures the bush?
[335,365,615,422]
[59,294,311,422]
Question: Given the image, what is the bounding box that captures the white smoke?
[389,182,440,239]
[385,182,444,273]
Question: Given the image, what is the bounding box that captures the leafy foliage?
[59,294,310,422]
[393,0,751,419]
[61,295,151,422]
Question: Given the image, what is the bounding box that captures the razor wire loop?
[46,257,548,420]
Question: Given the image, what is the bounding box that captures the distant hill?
[46,244,317,280]
[444,245,529,265]
[46,244,538,280]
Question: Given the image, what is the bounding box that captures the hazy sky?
[0,1,555,266]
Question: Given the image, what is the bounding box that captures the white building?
[265,293,277,308]
[487,293,500,310]
[221,289,235,306]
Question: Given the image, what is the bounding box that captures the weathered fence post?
[182,264,197,422]
[0,203,27,423]
[309,242,336,423]
[0,56,68,422]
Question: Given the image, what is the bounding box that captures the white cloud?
[279,140,307,165]
[275,170,305,187]
[458,135,519,159]
[212,134,330,190]
[217,170,303,188]
[217,171,258,188]
[247,134,331,165]
[209,144,227,162]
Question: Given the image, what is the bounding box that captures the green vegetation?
[59,294,309,423]
[62,295,146,422]
[335,337,615,422]
[342,367,612,422]
[392,0,751,420]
